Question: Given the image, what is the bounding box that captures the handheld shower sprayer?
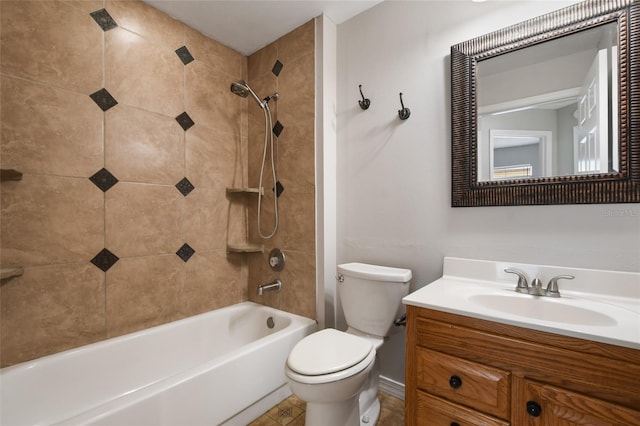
[229,79,280,239]
[230,80,266,109]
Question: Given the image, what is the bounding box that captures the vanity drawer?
[416,390,509,426]
[416,347,510,419]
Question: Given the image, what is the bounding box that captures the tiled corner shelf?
[226,187,264,254]
[226,187,263,195]
[1,267,24,280]
[226,244,264,253]
[1,169,23,181]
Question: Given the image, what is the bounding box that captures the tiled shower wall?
[0,0,314,367]
[245,22,317,320]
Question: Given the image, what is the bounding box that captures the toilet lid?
[287,329,373,376]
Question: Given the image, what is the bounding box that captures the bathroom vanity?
[403,258,640,425]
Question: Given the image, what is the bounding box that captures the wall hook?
[358,85,371,110]
[398,92,411,120]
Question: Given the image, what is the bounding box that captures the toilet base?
[305,396,360,426]
[358,353,381,425]
[359,397,380,425]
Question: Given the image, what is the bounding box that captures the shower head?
[230,80,265,109]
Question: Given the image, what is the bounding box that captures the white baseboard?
[378,375,405,401]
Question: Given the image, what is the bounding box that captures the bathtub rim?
[1,301,315,374]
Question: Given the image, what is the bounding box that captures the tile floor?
[249,392,404,426]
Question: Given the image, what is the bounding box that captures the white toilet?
[285,262,412,426]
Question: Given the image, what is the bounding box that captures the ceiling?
[142,0,384,56]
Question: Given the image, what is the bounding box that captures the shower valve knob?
[268,248,285,272]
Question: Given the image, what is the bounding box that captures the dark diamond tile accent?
[176,243,195,262]
[89,168,118,192]
[91,248,119,272]
[90,88,118,111]
[274,181,284,198]
[175,46,194,65]
[175,177,195,196]
[90,9,117,32]
[175,112,195,131]
[272,121,284,137]
[272,59,284,77]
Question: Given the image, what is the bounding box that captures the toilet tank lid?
[338,263,412,282]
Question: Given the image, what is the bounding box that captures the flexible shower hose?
[257,102,279,239]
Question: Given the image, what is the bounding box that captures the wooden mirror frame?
[451,0,639,207]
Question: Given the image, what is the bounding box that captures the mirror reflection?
[476,22,619,182]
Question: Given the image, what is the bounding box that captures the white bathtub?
[0,301,317,426]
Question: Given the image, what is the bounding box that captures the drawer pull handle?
[449,375,462,389]
[526,400,542,417]
[450,423,460,426]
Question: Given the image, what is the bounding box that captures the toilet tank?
[337,263,412,337]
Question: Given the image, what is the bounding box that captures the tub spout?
[257,279,282,295]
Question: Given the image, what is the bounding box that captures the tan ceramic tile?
[1,75,103,177]
[185,26,244,78]
[185,124,240,189]
[247,253,280,310]
[106,254,185,337]
[183,251,242,315]
[226,196,248,249]
[105,182,184,258]
[105,105,184,185]
[377,392,405,425]
[106,0,184,49]
[266,401,304,425]
[184,188,227,252]
[248,416,280,426]
[278,250,316,319]
[277,53,315,123]
[106,27,184,117]
[278,20,315,65]
[246,190,278,244]
[62,1,105,14]
[272,187,316,254]
[276,118,315,189]
[0,1,102,93]
[0,175,104,268]
[185,61,242,135]
[248,41,278,81]
[287,415,305,426]
[0,263,106,367]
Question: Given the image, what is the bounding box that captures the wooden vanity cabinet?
[405,305,640,426]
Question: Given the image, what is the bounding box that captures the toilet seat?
[285,329,376,385]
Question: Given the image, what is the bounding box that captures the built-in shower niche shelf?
[226,187,263,195]
[227,244,265,254]
[1,169,23,181]
[1,267,24,281]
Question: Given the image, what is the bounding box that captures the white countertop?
[403,257,640,350]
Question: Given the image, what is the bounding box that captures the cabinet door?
[520,380,640,426]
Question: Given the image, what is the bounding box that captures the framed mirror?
[451,0,639,207]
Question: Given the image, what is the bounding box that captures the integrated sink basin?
[466,293,618,326]
[403,257,640,349]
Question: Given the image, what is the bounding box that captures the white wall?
[315,15,338,330]
[335,0,639,386]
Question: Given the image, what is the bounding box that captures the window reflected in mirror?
[476,22,619,182]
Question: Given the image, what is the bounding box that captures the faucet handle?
[545,275,574,297]
[504,268,529,293]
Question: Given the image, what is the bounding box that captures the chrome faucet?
[504,268,574,298]
[257,279,282,295]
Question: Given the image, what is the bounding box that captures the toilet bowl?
[285,329,376,426]
[285,263,412,426]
